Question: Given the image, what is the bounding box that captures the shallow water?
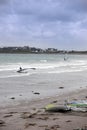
[0,53,87,78]
[0,54,87,107]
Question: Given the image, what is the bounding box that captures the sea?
[0,53,87,78]
[0,53,87,107]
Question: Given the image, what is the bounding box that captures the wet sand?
[0,88,87,130]
[0,71,87,130]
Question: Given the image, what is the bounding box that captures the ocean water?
[0,53,87,78]
[0,53,87,107]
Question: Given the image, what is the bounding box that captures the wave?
[0,59,87,71]
[0,56,87,78]
[40,60,47,63]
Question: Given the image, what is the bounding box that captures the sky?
[0,0,87,50]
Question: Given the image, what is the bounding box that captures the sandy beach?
[0,88,87,130]
[0,71,87,130]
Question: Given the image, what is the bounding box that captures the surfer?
[17,67,23,73]
[19,67,22,71]
[17,66,36,73]
[64,57,66,61]
[64,57,68,61]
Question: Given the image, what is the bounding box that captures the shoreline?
[0,70,87,108]
[0,70,87,130]
[0,85,87,110]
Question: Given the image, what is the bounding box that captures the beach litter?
[45,104,71,112]
[66,100,87,112]
[10,97,15,100]
[45,100,87,113]
[32,91,40,95]
[59,87,64,89]
[0,120,5,127]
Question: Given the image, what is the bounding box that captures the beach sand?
[0,72,87,130]
[0,88,87,130]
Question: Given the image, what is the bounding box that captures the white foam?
[0,55,87,77]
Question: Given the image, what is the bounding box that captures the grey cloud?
[68,0,87,12]
[0,0,12,15]
[0,0,87,49]
[0,0,9,5]
[12,0,87,23]
[0,0,86,22]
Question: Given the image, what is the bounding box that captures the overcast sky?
[0,0,87,50]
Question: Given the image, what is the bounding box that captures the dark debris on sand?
[0,120,5,127]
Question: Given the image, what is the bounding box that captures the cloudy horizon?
[0,0,87,50]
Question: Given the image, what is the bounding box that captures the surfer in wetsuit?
[19,67,22,71]
[17,67,23,73]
